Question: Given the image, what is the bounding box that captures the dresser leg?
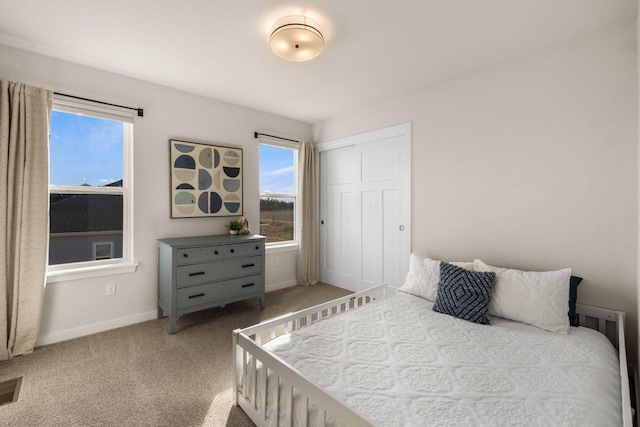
[260,297,265,310]
[169,317,177,335]
[157,306,164,319]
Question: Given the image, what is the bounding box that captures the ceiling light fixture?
[270,15,324,61]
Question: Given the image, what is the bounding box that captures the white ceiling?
[0,0,636,123]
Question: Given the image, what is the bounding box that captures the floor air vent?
[0,377,22,406]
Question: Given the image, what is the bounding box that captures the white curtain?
[0,81,52,360]
[296,141,318,285]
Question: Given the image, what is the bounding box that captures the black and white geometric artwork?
[170,139,243,218]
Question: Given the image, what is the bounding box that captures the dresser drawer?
[176,277,262,309]
[176,245,223,265]
[176,282,220,309]
[225,242,264,258]
[224,276,262,298]
[176,260,227,287]
[226,256,263,277]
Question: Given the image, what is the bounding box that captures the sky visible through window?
[49,110,123,187]
[260,144,294,195]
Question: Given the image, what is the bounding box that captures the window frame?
[259,137,298,249]
[46,95,138,283]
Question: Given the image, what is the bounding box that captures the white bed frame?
[233,285,633,427]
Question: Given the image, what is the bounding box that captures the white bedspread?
[253,292,622,426]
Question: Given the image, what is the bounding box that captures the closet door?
[319,124,411,292]
[319,146,356,288]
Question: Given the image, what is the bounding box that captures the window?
[93,242,114,260]
[47,96,135,280]
[259,142,297,244]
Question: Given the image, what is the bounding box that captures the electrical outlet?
[105,282,116,296]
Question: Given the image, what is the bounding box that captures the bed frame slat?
[286,384,293,427]
[275,375,280,423]
[303,396,309,427]
[598,318,606,334]
[251,354,257,408]
[260,365,267,417]
[242,349,247,399]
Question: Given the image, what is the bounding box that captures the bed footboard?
[576,304,632,427]
[233,284,386,427]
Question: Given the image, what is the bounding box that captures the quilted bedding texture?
[244,292,622,427]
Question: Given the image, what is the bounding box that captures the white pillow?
[473,259,571,333]
[397,253,474,301]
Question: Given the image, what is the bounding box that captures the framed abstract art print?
[170,139,243,218]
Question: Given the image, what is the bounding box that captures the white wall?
[0,44,309,344]
[315,24,639,361]
[265,248,298,292]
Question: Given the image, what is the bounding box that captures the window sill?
[46,261,139,284]
[265,242,298,254]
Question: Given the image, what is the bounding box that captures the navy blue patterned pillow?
[568,275,583,327]
[433,262,496,325]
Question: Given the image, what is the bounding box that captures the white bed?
[233,285,632,426]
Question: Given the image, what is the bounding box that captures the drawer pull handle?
[242,263,255,268]
[241,283,255,288]
[214,250,219,255]
[183,253,189,258]
[230,249,235,253]
[188,293,205,299]
[188,272,206,277]
[255,246,259,250]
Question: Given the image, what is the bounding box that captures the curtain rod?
[254,132,298,143]
[54,92,144,117]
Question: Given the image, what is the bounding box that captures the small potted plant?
[226,219,243,235]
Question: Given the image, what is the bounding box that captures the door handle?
[399,225,405,231]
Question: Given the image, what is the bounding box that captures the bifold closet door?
[319,125,411,292]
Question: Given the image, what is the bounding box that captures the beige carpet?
[0,284,351,427]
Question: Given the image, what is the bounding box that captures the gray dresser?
[157,234,266,334]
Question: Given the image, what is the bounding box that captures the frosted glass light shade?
[270,16,324,61]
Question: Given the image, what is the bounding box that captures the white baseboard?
[35,310,158,347]
[36,282,297,347]
[266,279,297,293]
